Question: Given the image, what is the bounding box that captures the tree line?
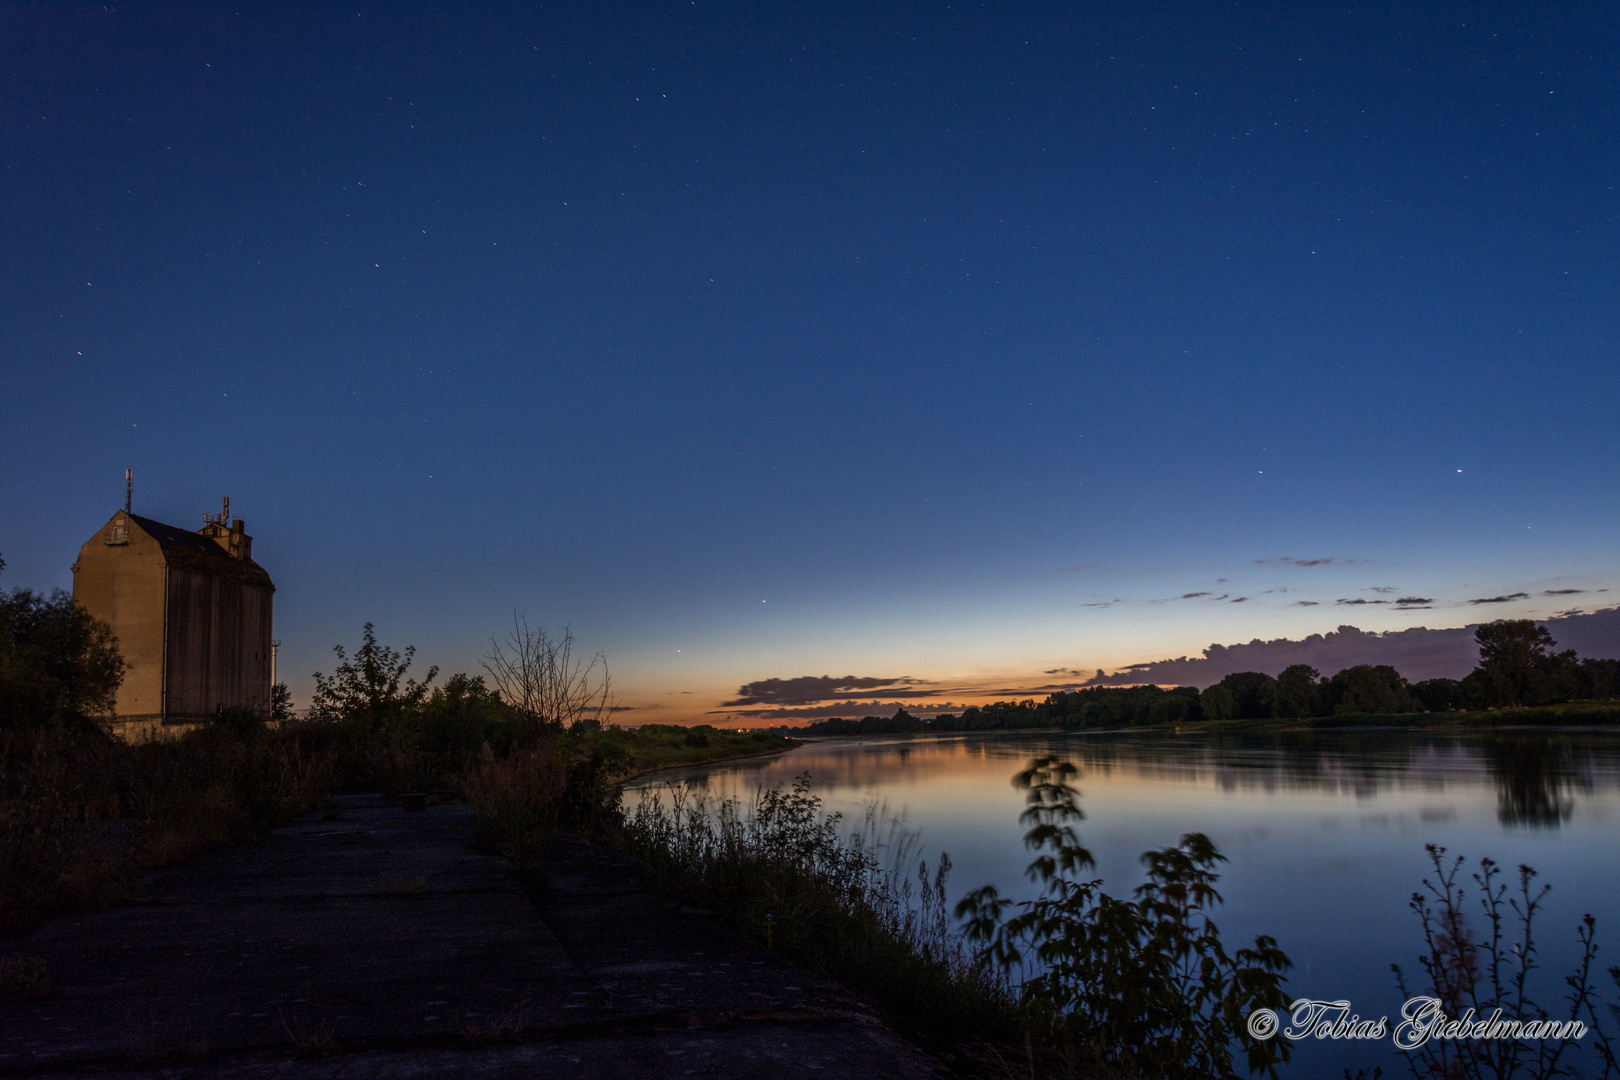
[787,620,1620,735]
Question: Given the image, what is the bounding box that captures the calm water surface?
[626,729,1620,1078]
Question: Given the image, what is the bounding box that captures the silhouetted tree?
[0,556,124,729]
[1199,684,1235,722]
[1471,619,1575,708]
[481,616,613,733]
[311,622,437,727]
[1325,664,1414,715]
[1273,664,1320,718]
[270,681,292,721]
[1218,671,1278,720]
[1410,677,1462,713]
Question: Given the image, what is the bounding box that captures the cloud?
[1060,563,1097,572]
[1371,586,1397,594]
[1394,597,1434,609]
[1545,589,1584,596]
[1467,593,1531,605]
[1080,598,1123,608]
[716,700,973,721]
[1256,557,1349,567]
[1071,607,1620,689]
[1293,601,1321,606]
[723,674,930,707]
[1230,597,1249,603]
[1337,598,1387,606]
[1181,592,1213,599]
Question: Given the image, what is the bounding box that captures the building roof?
[128,514,275,590]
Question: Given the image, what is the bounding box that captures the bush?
[955,757,1293,1079]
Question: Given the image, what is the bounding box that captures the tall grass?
[0,712,339,931]
[621,772,1018,1057]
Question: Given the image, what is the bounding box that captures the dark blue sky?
[4,3,1616,721]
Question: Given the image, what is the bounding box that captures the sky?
[2,2,1617,725]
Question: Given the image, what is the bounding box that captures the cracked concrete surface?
[0,794,941,1078]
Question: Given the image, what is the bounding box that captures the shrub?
[955,756,1293,1079]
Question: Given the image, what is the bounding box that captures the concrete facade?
[72,509,275,737]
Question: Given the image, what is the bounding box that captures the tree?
[1273,665,1320,719]
[0,555,124,727]
[1410,678,1462,713]
[1471,619,1577,708]
[1326,664,1415,715]
[419,673,509,767]
[1199,684,1235,722]
[310,623,437,726]
[481,616,614,733]
[1218,671,1278,720]
[270,682,292,721]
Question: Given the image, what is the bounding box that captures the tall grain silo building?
[72,497,275,738]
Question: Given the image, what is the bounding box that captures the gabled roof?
[128,514,275,591]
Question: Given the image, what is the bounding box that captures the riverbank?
[599,728,801,786]
[1202,699,1620,732]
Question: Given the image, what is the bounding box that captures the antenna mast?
[125,469,133,514]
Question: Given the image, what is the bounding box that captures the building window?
[109,525,127,545]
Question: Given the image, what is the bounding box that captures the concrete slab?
[0,795,941,1078]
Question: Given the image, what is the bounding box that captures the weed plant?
[1394,846,1620,1079]
[955,756,1293,1079]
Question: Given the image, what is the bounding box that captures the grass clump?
[623,773,1017,1060]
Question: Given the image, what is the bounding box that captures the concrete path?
[0,794,941,1078]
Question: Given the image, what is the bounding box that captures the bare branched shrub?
[481,616,614,733]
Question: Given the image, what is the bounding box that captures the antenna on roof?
[125,469,133,514]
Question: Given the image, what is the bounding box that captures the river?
[625,728,1620,1078]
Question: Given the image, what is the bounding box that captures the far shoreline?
[753,702,1620,743]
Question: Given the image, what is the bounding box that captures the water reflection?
[1480,735,1596,828]
[630,728,1620,835]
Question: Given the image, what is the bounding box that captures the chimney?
[230,518,251,561]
